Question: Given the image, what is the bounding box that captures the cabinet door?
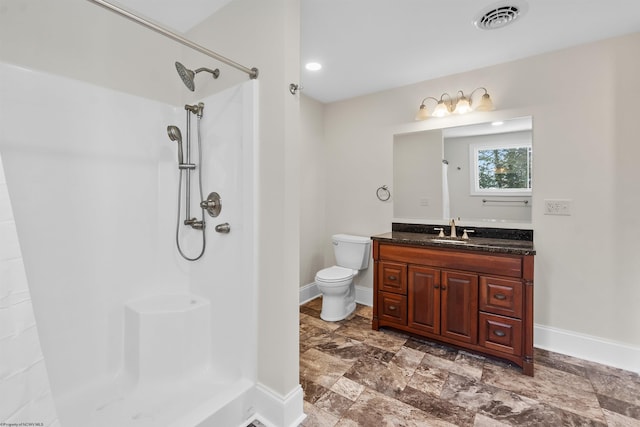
[408,265,440,335]
[441,270,478,344]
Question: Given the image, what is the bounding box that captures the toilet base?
[320,299,356,322]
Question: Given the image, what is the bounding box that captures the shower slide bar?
[87,0,259,79]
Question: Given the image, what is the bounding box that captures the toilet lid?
[315,266,354,283]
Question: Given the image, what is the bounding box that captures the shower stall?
[0,0,260,420]
[0,0,309,424]
[0,58,258,426]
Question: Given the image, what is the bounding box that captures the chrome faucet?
[449,218,457,238]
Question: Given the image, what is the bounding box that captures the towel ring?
[376,185,391,202]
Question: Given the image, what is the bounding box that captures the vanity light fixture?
[415,87,494,120]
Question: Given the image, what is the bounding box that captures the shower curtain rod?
[87,0,258,79]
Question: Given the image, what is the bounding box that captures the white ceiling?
[116,0,640,104]
[112,0,233,33]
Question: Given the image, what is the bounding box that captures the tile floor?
[299,298,640,426]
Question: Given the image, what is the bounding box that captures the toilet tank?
[332,234,371,270]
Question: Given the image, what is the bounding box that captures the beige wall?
[0,0,183,105]
[300,95,327,286]
[187,0,301,400]
[309,33,640,351]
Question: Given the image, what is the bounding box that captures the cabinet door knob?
[434,285,440,289]
[494,293,507,300]
[388,275,397,281]
[493,330,506,337]
[441,286,447,291]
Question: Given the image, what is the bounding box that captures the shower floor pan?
[58,374,253,427]
[56,294,254,427]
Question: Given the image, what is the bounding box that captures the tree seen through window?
[477,146,531,190]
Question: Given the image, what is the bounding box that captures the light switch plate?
[544,199,572,216]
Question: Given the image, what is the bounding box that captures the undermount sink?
[431,238,469,245]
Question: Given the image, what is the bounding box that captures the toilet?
[315,234,371,321]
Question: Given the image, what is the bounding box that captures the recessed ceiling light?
[305,62,322,71]
[492,121,505,126]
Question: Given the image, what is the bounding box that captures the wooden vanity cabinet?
[372,240,534,376]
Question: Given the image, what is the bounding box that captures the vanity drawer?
[479,313,522,356]
[378,261,407,294]
[378,292,407,326]
[479,276,523,318]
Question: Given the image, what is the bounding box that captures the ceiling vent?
[474,1,528,30]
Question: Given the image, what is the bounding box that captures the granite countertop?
[371,231,536,256]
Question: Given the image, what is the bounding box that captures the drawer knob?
[389,305,396,311]
[493,330,506,337]
[388,275,397,281]
[494,293,507,300]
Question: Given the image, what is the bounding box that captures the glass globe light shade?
[453,96,472,114]
[415,105,430,120]
[432,101,450,117]
[475,93,494,111]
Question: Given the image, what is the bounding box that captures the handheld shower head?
[167,125,184,164]
[175,61,220,92]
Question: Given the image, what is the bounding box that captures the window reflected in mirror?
[471,142,532,195]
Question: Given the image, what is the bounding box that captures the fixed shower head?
[175,62,195,91]
[175,61,220,92]
[167,125,184,164]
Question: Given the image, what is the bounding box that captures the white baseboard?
[355,285,373,306]
[534,324,640,374]
[299,282,373,307]
[299,282,320,305]
[253,383,305,427]
[300,285,640,374]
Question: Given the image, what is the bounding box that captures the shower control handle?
[184,218,204,230]
[215,223,231,233]
[200,192,222,217]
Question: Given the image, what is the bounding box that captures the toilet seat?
[315,266,355,284]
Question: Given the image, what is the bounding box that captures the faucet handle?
[462,229,475,240]
[434,227,445,237]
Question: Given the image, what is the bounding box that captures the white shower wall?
[187,82,257,382]
[0,153,59,426]
[0,62,182,399]
[0,61,256,423]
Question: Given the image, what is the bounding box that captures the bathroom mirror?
[393,116,532,224]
